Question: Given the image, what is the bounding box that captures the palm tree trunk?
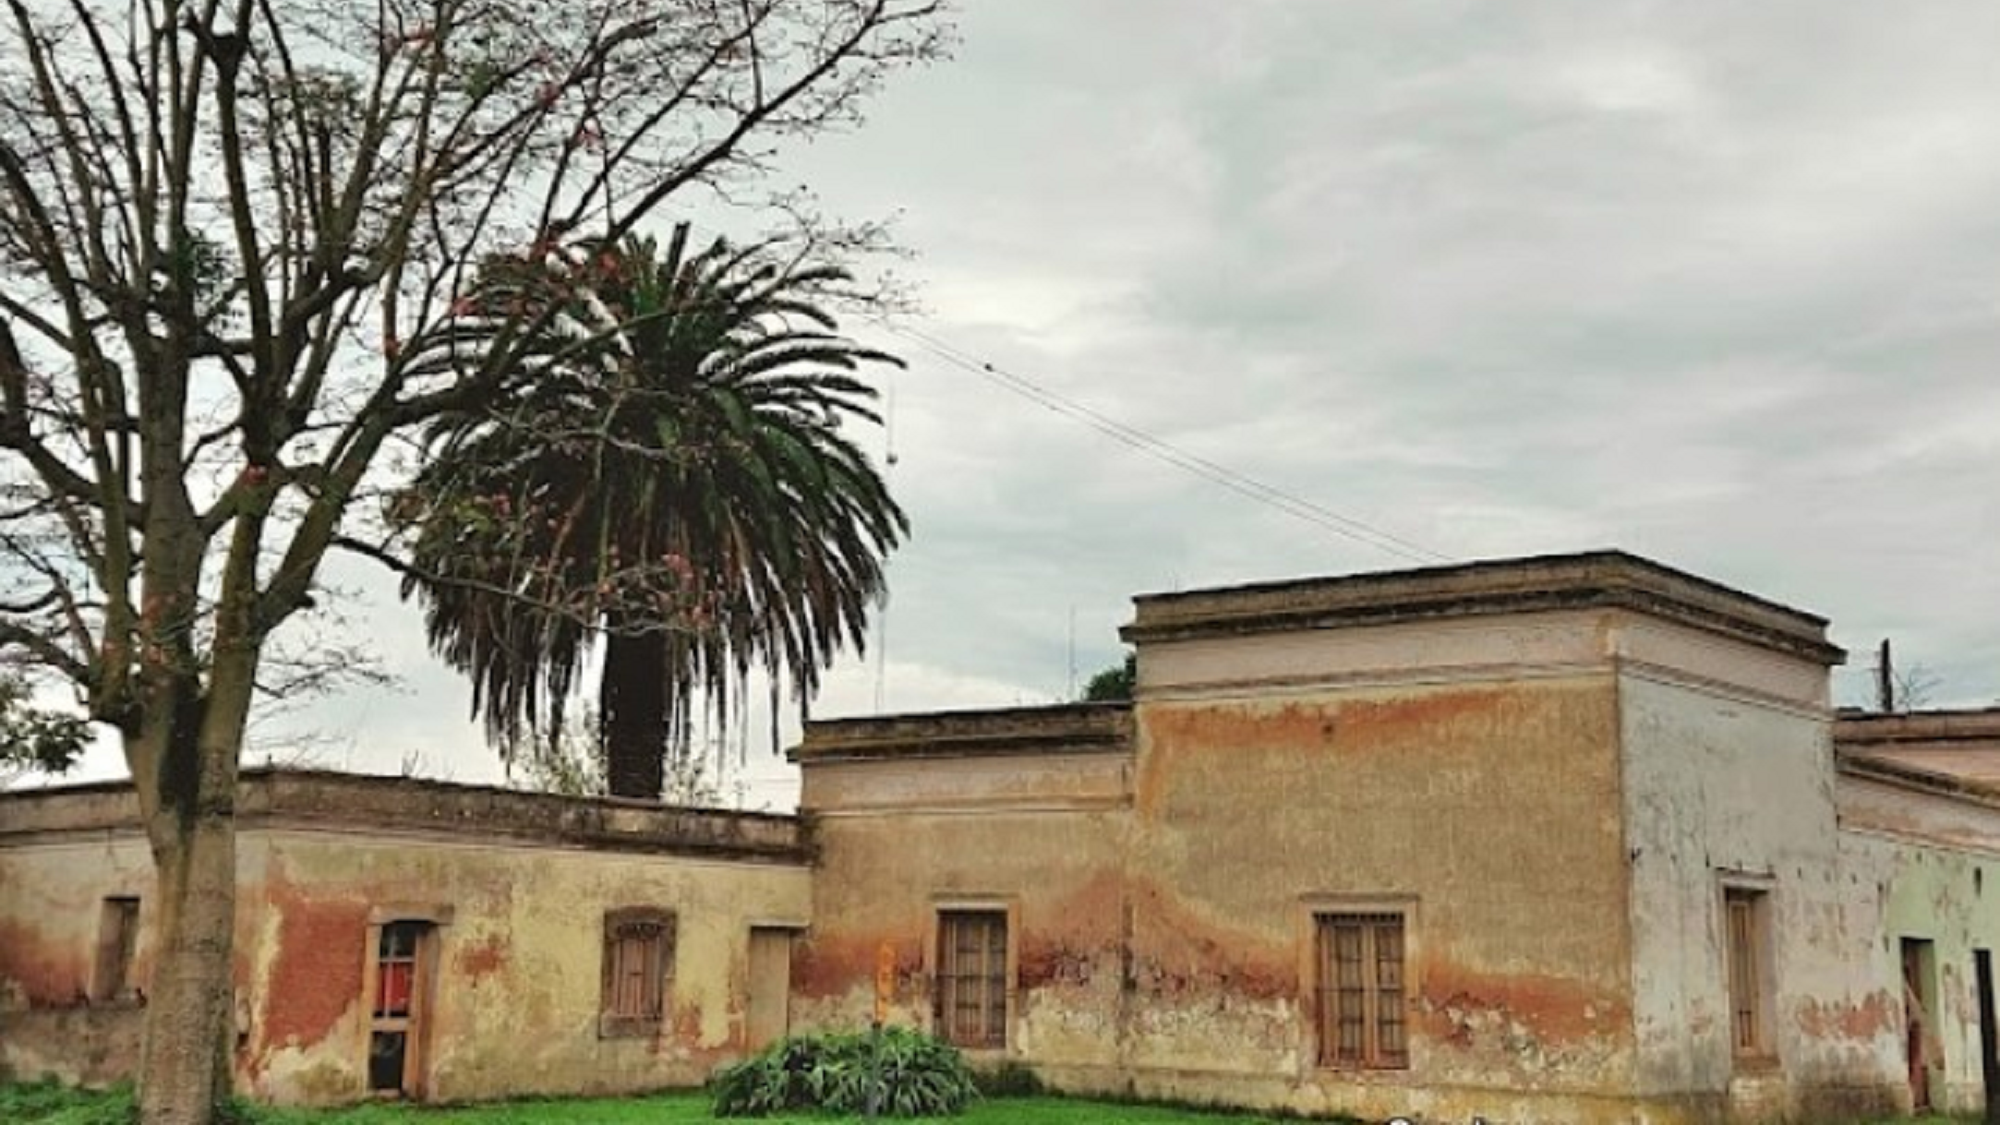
[601,628,667,800]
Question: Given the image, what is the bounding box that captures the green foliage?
[1081,652,1136,702]
[0,675,91,777]
[0,1080,271,1125]
[0,1078,132,1124]
[0,1083,1953,1125]
[401,228,906,798]
[710,1026,978,1117]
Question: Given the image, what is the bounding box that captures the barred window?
[936,910,1008,1049]
[1315,912,1408,1069]
[600,908,675,1037]
[1724,888,1773,1058]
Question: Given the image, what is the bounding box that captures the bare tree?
[0,1,947,1120]
[1872,639,1945,713]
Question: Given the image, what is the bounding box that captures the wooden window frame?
[928,900,1016,1052]
[1311,910,1411,1071]
[1720,879,1777,1066]
[357,906,449,1101]
[599,907,676,1038]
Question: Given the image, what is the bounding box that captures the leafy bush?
[711,1026,978,1117]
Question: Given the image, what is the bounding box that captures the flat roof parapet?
[1122,549,1844,666]
[0,768,805,862]
[795,703,1132,763]
[1836,708,2000,748]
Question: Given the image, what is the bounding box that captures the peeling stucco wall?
[1126,622,1637,1124]
[237,830,810,1103]
[794,708,1133,1078]
[1619,636,1903,1122]
[0,773,811,1104]
[0,831,154,1084]
[1839,768,2000,1117]
[798,617,1651,1121]
[794,554,1921,1124]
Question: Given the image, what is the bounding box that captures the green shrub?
[710,1026,978,1117]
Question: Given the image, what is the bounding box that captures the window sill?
[598,1017,665,1040]
[945,1043,1012,1058]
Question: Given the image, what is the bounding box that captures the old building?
[790,552,2000,1124]
[1833,710,2000,1116]
[4,550,2000,1124]
[0,770,809,1102]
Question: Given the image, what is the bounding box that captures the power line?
[877,321,1453,567]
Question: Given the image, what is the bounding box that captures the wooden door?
[746,927,795,1050]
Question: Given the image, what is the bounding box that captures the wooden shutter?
[937,911,1008,1048]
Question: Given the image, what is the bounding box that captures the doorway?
[746,926,797,1051]
[1903,937,1937,1112]
[1978,950,1999,1124]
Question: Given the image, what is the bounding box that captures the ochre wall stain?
[456,935,509,982]
[255,874,369,1050]
[1418,961,1630,1046]
[1792,990,1898,1041]
[0,917,90,1006]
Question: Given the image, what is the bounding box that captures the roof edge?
[1121,550,1842,666]
[794,702,1133,763]
[0,767,805,861]
[1836,748,2000,812]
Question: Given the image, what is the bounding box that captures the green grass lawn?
[3,1085,1302,1125]
[0,1083,1974,1125]
[260,1093,1305,1125]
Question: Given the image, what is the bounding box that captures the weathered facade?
[1834,711,2000,1117]
[5,550,2000,1124]
[791,552,2000,1124]
[0,770,810,1103]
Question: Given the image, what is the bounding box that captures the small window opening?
[599,909,675,1037]
[92,896,141,1003]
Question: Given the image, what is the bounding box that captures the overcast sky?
[48,1,2000,807]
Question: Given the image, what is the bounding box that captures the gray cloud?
[43,1,1998,801]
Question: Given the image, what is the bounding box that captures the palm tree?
[401,224,905,798]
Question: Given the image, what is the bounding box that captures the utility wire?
[877,321,1453,567]
[639,215,1443,567]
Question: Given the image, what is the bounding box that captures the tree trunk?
[129,652,256,1124]
[601,628,667,799]
[136,804,238,1125]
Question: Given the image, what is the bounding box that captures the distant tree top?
[1081,653,1136,703]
